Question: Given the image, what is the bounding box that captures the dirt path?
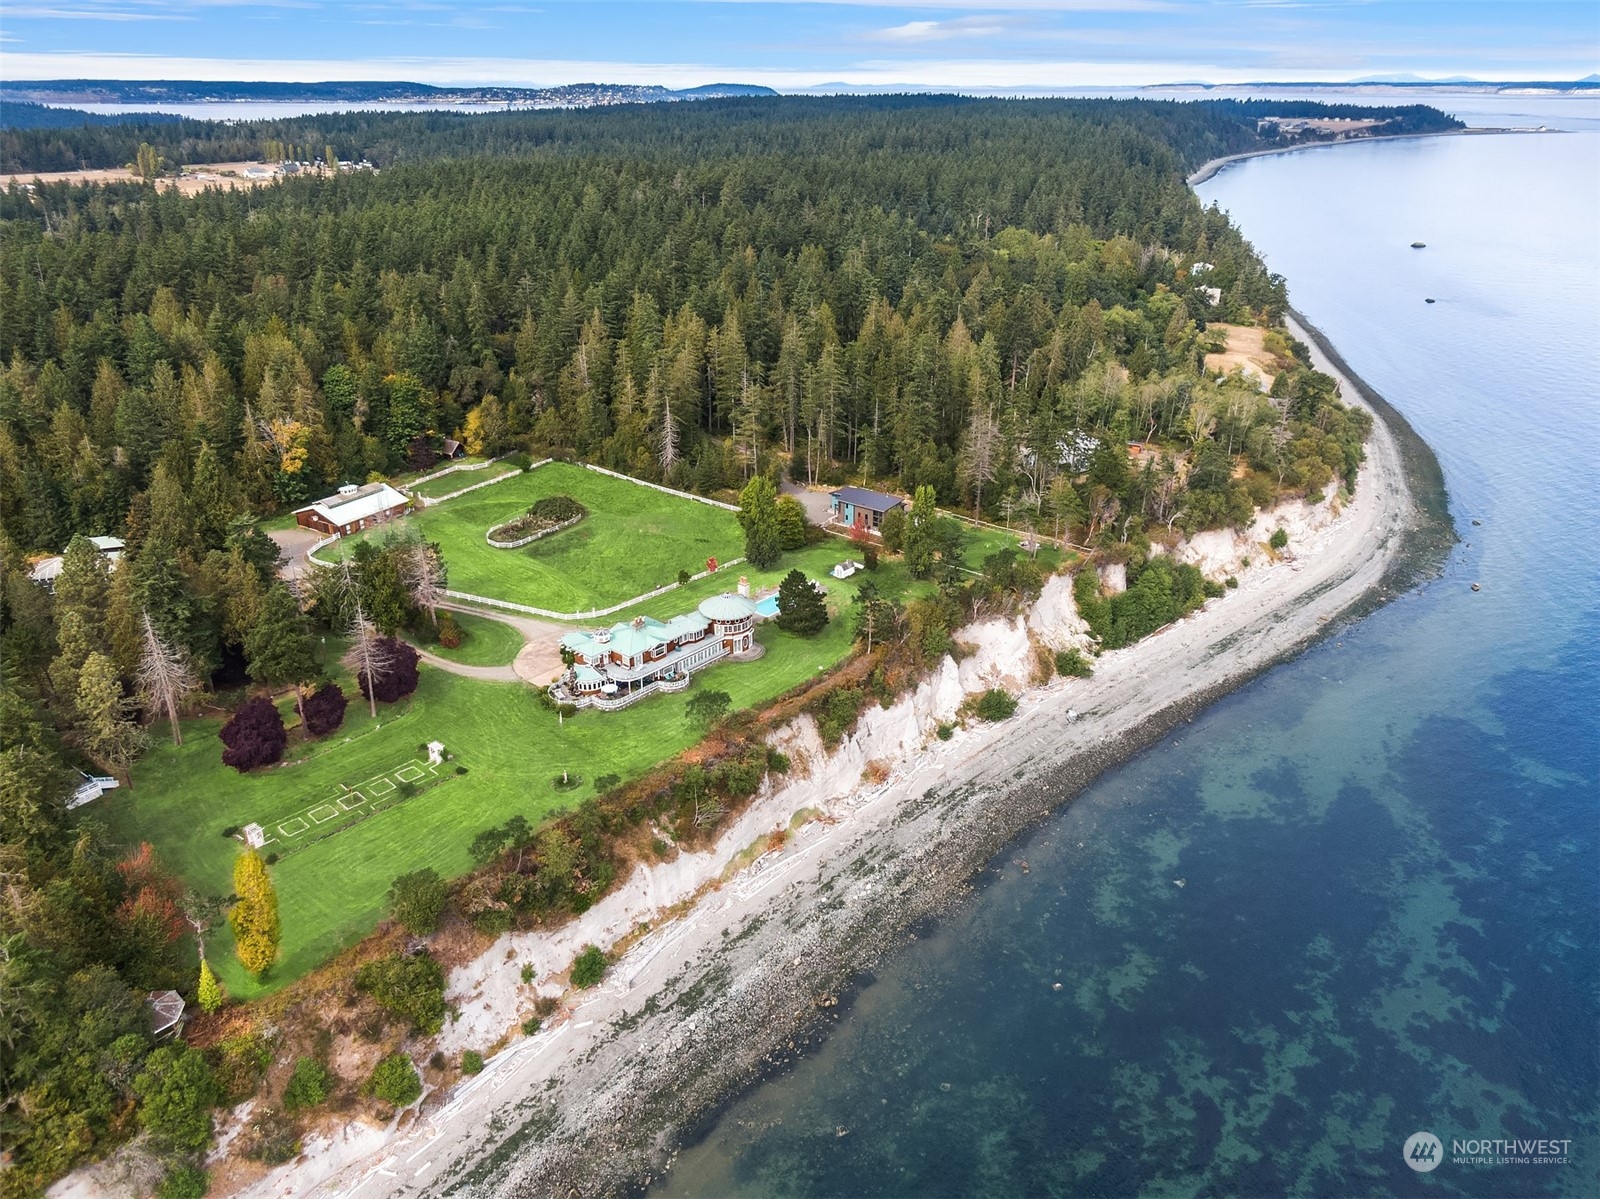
[436,601,567,686]
[411,647,521,683]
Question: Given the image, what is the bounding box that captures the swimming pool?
[755,595,780,618]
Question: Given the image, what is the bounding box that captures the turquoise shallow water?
[648,110,1600,1197]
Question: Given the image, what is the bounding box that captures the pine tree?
[76,652,145,779]
[903,485,940,579]
[738,474,781,569]
[197,958,223,1014]
[229,851,280,978]
[775,569,828,637]
[189,441,236,551]
[244,585,318,727]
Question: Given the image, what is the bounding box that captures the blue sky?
[1,2,1596,88]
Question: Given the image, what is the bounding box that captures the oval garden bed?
[486,494,588,549]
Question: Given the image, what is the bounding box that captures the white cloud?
[3,5,191,19]
[872,16,1015,43]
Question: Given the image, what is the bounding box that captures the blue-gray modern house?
[828,486,905,532]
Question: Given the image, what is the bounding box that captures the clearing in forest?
[326,462,745,615]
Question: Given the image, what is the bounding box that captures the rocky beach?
[204,308,1446,1199]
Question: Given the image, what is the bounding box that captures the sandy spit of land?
[1185,126,1540,187]
[4,163,297,195]
[190,308,1437,1199]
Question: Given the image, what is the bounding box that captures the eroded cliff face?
[441,496,1330,1049]
[1173,492,1343,575]
[439,583,1077,1050]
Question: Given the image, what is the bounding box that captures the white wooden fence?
[414,459,550,507]
[582,463,740,511]
[403,457,497,490]
[485,512,582,550]
[445,556,746,623]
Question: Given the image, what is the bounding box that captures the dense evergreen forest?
[0,93,1462,175]
[0,95,1402,1194]
[0,101,183,134]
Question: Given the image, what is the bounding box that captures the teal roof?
[663,612,710,640]
[607,623,662,657]
[698,592,758,622]
[573,664,603,684]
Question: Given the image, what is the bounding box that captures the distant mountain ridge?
[0,79,778,108]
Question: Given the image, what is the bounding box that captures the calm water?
[50,88,1600,129]
[651,111,1600,1195]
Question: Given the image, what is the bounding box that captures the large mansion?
[552,592,762,711]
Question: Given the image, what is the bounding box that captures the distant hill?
[0,100,182,131]
[0,79,779,112]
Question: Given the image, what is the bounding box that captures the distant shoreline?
[1187,126,1547,186]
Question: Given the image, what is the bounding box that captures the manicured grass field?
[407,465,514,499]
[95,541,866,997]
[408,610,524,666]
[326,462,744,614]
[95,517,1054,997]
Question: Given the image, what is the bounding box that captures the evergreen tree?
[189,442,236,552]
[775,569,828,637]
[75,652,145,779]
[774,495,810,551]
[387,868,447,935]
[197,958,223,1014]
[738,474,781,569]
[244,585,318,727]
[132,1044,217,1152]
[902,485,940,579]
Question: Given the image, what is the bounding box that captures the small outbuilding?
[440,438,465,459]
[146,990,186,1038]
[29,535,124,587]
[828,486,904,533]
[294,482,410,536]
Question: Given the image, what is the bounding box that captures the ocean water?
[651,112,1600,1195]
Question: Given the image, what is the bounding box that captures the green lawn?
[93,513,1049,998]
[325,462,744,615]
[94,545,866,998]
[407,466,515,500]
[408,610,523,667]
